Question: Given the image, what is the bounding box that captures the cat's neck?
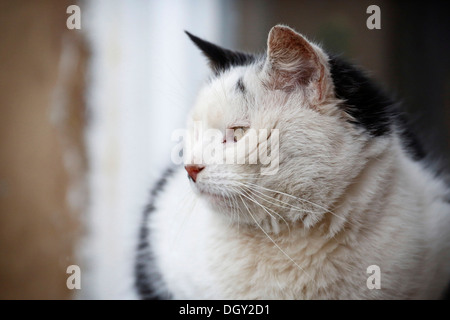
[324,133,432,239]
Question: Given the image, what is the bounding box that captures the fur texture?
[136,25,450,299]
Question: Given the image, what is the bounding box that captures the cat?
[135,25,450,299]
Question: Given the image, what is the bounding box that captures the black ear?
[185,31,254,75]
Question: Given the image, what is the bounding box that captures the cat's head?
[183,25,391,232]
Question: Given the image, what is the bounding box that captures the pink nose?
[185,165,205,182]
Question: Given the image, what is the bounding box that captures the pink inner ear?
[266,26,323,92]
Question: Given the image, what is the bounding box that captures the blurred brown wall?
[0,0,86,299]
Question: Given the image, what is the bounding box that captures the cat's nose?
[185,165,205,183]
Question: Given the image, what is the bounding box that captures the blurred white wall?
[82,0,236,299]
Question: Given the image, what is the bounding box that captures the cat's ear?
[264,25,331,102]
[185,31,254,75]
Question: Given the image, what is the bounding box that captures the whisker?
[236,186,291,235]
[235,181,316,216]
[237,193,315,283]
[244,182,356,228]
[230,191,242,231]
[235,187,278,222]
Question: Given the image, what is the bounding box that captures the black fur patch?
[236,77,246,94]
[329,55,425,161]
[135,167,175,300]
[329,56,395,137]
[185,31,255,75]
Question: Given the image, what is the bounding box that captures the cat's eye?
[223,127,248,143]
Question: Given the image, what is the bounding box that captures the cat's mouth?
[193,184,233,206]
[201,189,229,202]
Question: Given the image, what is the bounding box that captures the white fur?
[145,26,450,299]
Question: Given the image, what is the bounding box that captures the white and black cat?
[135,25,450,299]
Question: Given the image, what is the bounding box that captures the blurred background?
[0,0,449,299]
